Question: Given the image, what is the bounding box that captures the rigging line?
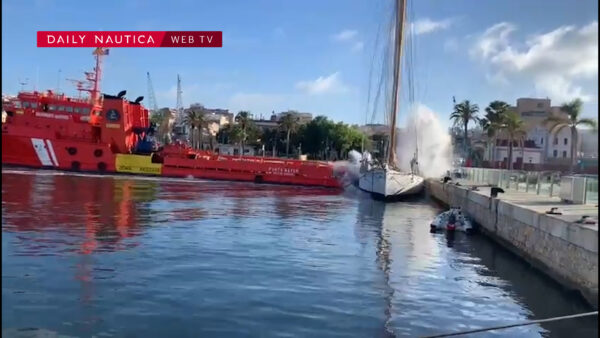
[370,4,395,126]
[420,311,599,338]
[364,4,386,126]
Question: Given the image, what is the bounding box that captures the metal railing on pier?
[451,167,598,205]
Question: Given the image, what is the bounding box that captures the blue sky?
[2,0,598,129]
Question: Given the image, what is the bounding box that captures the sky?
[2,0,598,129]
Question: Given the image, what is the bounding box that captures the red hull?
[2,133,343,189]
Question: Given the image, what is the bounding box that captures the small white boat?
[430,207,474,233]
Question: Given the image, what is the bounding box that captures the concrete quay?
[426,178,598,308]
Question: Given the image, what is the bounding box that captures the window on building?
[554,137,558,145]
[537,102,543,108]
[553,150,558,158]
[541,138,543,145]
[563,151,567,158]
[564,138,568,145]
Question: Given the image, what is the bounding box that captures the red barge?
[2,48,344,188]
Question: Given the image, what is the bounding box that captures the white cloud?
[471,21,598,103]
[352,41,364,52]
[295,72,348,95]
[411,18,454,35]
[332,29,358,41]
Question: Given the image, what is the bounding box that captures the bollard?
[525,172,530,192]
[536,172,541,195]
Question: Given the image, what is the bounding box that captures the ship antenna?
[56,69,62,94]
[90,48,109,104]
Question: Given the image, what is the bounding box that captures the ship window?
[58,106,65,112]
[81,107,90,114]
[31,102,38,109]
[48,105,56,111]
[65,106,73,113]
[22,101,30,108]
[14,101,22,108]
[74,107,80,113]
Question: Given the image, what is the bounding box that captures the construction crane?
[174,74,185,136]
[175,74,184,126]
[146,72,159,117]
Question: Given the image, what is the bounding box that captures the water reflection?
[1,171,348,255]
[1,170,597,337]
[450,235,597,337]
[2,174,156,255]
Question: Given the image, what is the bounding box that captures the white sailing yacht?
[358,0,424,200]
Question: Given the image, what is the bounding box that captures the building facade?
[485,97,580,168]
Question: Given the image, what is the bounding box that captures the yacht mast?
[387,0,406,167]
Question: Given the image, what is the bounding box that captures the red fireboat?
[2,48,344,188]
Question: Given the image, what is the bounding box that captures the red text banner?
[37,31,222,47]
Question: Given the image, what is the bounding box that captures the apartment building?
[486,97,578,168]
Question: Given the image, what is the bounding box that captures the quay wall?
[426,179,598,308]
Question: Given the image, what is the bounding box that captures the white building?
[485,97,580,167]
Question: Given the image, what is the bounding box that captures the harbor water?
[1,170,597,337]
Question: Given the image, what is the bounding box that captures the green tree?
[543,98,597,172]
[185,109,205,149]
[262,128,282,157]
[152,108,174,144]
[498,111,526,170]
[279,113,300,158]
[450,100,479,159]
[480,100,511,166]
[234,111,252,155]
[300,116,335,159]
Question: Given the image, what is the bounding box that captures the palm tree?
[154,108,174,145]
[544,98,597,173]
[450,100,479,161]
[498,111,526,170]
[235,111,251,155]
[279,113,300,158]
[480,101,510,167]
[185,110,205,149]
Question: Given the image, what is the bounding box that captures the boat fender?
[67,147,77,155]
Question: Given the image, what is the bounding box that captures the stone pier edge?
[425,179,598,309]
